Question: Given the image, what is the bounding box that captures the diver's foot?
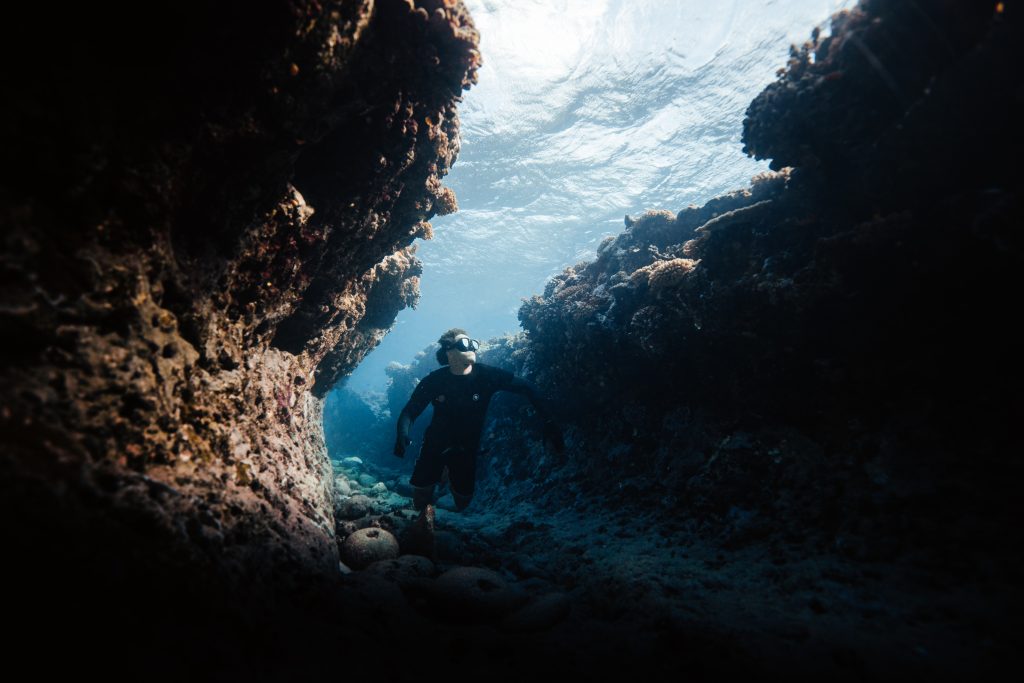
[402,503,436,561]
[419,502,435,522]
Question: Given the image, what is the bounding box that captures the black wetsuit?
[396,362,552,501]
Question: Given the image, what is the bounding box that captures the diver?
[393,328,564,512]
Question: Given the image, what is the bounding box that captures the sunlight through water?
[346,0,851,395]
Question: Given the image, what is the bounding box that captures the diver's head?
[435,328,479,373]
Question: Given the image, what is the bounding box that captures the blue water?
[345,0,851,396]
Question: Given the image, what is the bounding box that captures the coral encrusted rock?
[0,0,480,658]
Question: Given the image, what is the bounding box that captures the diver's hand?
[394,435,411,458]
[542,420,565,454]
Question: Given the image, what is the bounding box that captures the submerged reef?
[460,0,1021,673]
[2,0,1022,678]
[495,0,1021,556]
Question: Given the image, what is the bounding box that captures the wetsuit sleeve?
[492,367,565,454]
[496,370,554,423]
[396,375,434,441]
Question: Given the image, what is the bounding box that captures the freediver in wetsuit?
[393,328,565,512]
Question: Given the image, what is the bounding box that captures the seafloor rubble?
[2,0,1021,678]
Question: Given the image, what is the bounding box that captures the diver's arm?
[504,375,565,454]
[504,376,553,421]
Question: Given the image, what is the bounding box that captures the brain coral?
[632,258,699,292]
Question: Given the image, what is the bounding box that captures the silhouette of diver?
[394,328,564,512]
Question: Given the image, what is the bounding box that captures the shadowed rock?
[428,566,526,621]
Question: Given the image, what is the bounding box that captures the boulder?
[339,527,400,570]
[428,566,524,620]
[435,530,466,563]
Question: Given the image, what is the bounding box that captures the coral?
[636,258,699,293]
[433,184,459,215]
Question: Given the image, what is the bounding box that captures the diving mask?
[446,338,480,353]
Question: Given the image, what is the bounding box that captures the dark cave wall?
[475,0,1022,568]
[0,0,479,599]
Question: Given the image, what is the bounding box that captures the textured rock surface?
[339,526,400,569]
[1,0,479,671]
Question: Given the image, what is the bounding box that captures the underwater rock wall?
[477,0,1022,568]
[1,0,478,621]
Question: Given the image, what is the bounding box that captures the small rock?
[506,554,543,578]
[336,520,358,539]
[429,566,524,620]
[337,573,412,623]
[358,473,376,487]
[342,456,363,466]
[339,527,400,570]
[355,514,400,535]
[335,477,352,496]
[365,555,436,587]
[335,494,374,520]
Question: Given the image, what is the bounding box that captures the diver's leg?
[450,487,473,512]
[409,441,444,511]
[447,448,477,513]
[411,484,435,511]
